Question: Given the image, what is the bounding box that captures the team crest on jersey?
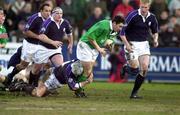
[68,78,73,83]
[25,24,30,29]
[63,28,66,32]
[148,22,151,26]
[41,27,46,32]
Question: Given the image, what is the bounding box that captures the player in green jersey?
[0,7,8,48]
[75,16,125,96]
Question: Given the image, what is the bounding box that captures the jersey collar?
[51,16,64,29]
[109,20,117,36]
[38,12,46,21]
[109,20,113,30]
[138,9,151,22]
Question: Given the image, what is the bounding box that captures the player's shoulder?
[149,12,157,18]
[62,18,72,25]
[96,19,109,28]
[43,17,53,26]
[125,10,139,22]
[28,13,39,20]
[127,10,138,17]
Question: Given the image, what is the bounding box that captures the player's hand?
[98,48,107,57]
[153,40,159,47]
[51,41,63,48]
[126,43,133,53]
[74,88,87,98]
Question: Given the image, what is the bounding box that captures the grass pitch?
[0,82,180,115]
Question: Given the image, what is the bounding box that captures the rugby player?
[120,0,159,99]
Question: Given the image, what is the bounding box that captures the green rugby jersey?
[80,20,117,49]
[0,25,8,45]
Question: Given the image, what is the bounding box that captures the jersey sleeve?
[87,25,106,40]
[64,20,72,35]
[65,64,81,91]
[24,14,38,31]
[150,16,159,34]
[119,10,136,36]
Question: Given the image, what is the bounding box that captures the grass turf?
[0,82,180,115]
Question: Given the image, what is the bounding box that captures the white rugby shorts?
[76,41,99,62]
[21,39,38,62]
[44,73,63,90]
[34,45,62,64]
[124,41,150,60]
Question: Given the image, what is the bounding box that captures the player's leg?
[130,55,150,99]
[79,61,94,81]
[37,73,62,97]
[5,60,29,86]
[121,42,140,77]
[29,63,43,87]
[121,53,139,76]
[33,83,47,97]
[50,54,64,67]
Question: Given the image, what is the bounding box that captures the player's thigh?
[76,41,99,62]
[50,54,63,67]
[138,54,150,70]
[21,40,38,62]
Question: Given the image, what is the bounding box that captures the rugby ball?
[104,39,113,46]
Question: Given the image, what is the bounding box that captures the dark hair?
[0,7,4,12]
[39,3,50,11]
[112,15,125,24]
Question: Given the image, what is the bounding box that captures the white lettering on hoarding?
[149,56,180,72]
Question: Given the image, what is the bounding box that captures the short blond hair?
[140,0,151,4]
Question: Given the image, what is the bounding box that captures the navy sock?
[6,67,20,85]
[131,74,145,96]
[29,71,40,87]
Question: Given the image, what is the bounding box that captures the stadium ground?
[0,82,180,115]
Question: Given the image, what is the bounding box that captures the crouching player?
[19,59,91,97]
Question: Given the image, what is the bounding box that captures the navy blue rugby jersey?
[120,9,159,41]
[24,12,45,44]
[39,17,72,49]
[53,59,80,91]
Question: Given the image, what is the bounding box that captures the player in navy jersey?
[5,4,54,87]
[14,59,90,97]
[36,7,73,67]
[119,0,159,99]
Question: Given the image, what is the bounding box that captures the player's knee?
[139,70,148,77]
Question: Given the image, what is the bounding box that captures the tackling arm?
[23,30,39,40]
